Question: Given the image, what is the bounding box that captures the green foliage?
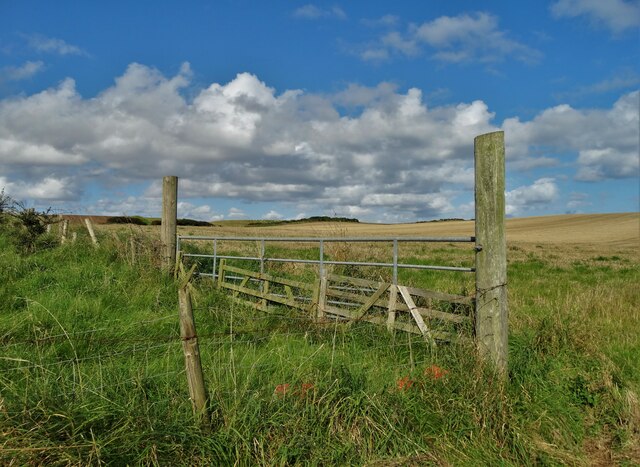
[0,191,56,254]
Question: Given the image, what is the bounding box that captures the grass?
[1,224,639,465]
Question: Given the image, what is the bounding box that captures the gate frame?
[162,131,508,374]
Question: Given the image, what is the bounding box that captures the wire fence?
[1,299,447,413]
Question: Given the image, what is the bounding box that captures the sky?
[0,0,638,223]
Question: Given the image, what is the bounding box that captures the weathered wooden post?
[161,176,178,271]
[84,218,99,246]
[474,131,508,375]
[60,219,69,244]
[178,279,211,427]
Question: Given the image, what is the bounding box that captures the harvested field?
[174,212,640,245]
[66,212,638,246]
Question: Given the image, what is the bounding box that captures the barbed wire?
[1,341,179,372]
[1,328,438,372]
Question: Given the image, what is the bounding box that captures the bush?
[0,190,56,254]
[106,216,148,225]
[150,218,212,226]
[177,218,212,227]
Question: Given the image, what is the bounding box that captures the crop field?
[1,213,639,465]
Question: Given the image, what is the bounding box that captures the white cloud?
[360,48,390,62]
[361,15,400,28]
[1,63,636,221]
[416,12,542,64]
[551,0,640,34]
[381,32,420,57]
[228,207,246,219]
[556,70,640,100]
[504,91,639,181]
[293,4,346,20]
[177,201,223,221]
[0,176,78,200]
[0,61,44,82]
[576,148,639,181]
[25,34,88,56]
[85,195,159,217]
[354,12,542,65]
[566,192,591,212]
[506,178,559,215]
[262,210,284,220]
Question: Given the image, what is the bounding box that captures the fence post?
[84,218,99,246]
[60,219,69,244]
[178,282,211,427]
[161,176,178,271]
[474,131,508,375]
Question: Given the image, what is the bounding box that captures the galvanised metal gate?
[177,235,476,285]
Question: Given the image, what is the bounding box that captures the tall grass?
[1,230,638,465]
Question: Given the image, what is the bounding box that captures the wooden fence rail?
[217,261,473,343]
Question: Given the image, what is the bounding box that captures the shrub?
[150,218,212,226]
[177,218,212,227]
[0,191,56,254]
[106,216,148,225]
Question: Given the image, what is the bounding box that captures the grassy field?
[1,213,639,465]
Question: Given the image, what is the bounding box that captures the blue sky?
[0,0,638,222]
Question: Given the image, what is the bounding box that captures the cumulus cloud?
[504,91,639,180]
[1,63,636,221]
[0,176,78,200]
[551,0,640,34]
[506,178,559,215]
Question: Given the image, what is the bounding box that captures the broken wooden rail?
[216,261,473,343]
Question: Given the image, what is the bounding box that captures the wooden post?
[178,283,211,427]
[60,219,69,244]
[474,131,508,375]
[84,218,99,246]
[161,176,178,271]
[216,259,226,289]
[129,236,136,264]
[386,284,398,332]
[316,272,327,320]
[398,286,435,347]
